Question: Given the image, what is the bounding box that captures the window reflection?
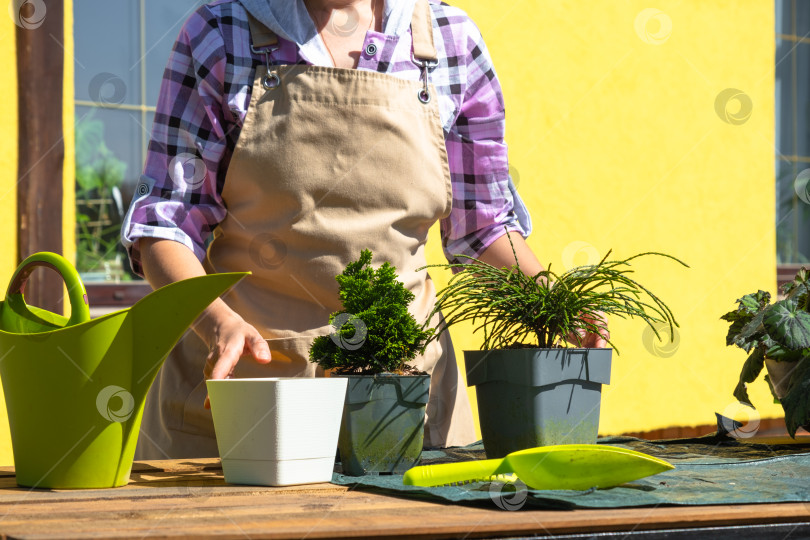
[775,0,810,264]
[73,0,207,280]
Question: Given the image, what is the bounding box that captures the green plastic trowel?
[403,444,674,490]
[0,252,248,489]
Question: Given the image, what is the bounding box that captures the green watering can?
[0,252,247,489]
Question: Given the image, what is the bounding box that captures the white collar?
[237,0,419,66]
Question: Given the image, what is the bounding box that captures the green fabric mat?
[331,435,810,509]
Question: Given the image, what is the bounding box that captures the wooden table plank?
[0,460,807,539]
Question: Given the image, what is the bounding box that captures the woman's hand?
[567,311,610,348]
[542,278,609,348]
[194,302,272,409]
[139,238,272,409]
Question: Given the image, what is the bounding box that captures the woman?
[122,0,606,460]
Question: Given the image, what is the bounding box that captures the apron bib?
[136,0,476,459]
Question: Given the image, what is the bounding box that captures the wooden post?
[15,0,65,312]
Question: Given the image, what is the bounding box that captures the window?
[776,0,810,265]
[73,0,207,281]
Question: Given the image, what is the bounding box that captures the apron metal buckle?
[412,55,438,105]
[252,43,281,91]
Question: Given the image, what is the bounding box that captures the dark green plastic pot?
[465,348,612,459]
[337,374,430,476]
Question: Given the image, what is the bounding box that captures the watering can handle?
[6,252,91,327]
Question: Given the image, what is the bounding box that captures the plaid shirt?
[122,0,532,276]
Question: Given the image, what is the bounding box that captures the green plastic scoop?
[403,444,674,490]
[0,252,248,489]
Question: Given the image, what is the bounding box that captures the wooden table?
[0,459,808,539]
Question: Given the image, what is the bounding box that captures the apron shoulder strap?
[411,0,438,62]
[246,12,279,51]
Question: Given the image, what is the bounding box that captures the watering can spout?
[128,272,248,388]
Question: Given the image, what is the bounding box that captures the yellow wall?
[0,5,18,466]
[63,0,76,278]
[426,0,778,436]
[0,0,74,466]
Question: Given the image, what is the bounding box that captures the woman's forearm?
[139,237,236,340]
[139,237,271,389]
[476,231,545,275]
[140,237,208,287]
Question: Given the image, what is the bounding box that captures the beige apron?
[135,0,476,460]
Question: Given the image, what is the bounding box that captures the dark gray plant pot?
[465,348,612,459]
[337,374,430,476]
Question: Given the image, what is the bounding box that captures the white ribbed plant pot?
[206,378,348,486]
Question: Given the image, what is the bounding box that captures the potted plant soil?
[424,238,686,458]
[309,250,434,476]
[720,267,810,436]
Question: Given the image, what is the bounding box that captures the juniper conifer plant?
[309,249,433,374]
[424,236,687,353]
[420,234,687,457]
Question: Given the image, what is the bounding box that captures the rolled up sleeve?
[440,21,532,264]
[121,5,231,276]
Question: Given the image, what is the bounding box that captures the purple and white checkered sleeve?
[121,6,230,276]
[439,19,532,265]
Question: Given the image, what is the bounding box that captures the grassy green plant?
[423,238,687,353]
[309,250,433,374]
[720,267,810,436]
[75,115,128,276]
